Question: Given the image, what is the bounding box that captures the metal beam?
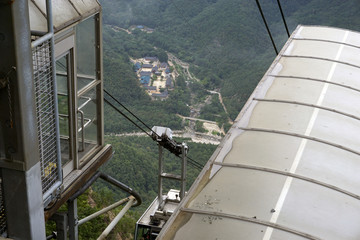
[180,143,187,200]
[0,0,39,171]
[158,145,164,208]
[253,98,360,122]
[68,199,78,240]
[78,197,131,226]
[238,127,360,157]
[49,213,68,240]
[181,208,322,240]
[2,164,45,239]
[213,162,360,201]
[268,74,360,94]
[97,197,135,240]
[0,0,46,239]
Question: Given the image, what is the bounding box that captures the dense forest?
[98,136,217,212]
[46,136,216,239]
[100,0,360,122]
[67,0,360,239]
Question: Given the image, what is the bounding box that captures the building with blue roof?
[152,66,158,72]
[160,62,168,69]
[152,89,168,98]
[140,71,151,77]
[134,62,141,71]
[145,57,158,62]
[142,64,153,69]
[140,75,151,85]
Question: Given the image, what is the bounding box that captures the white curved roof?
[29,0,100,32]
[158,25,360,240]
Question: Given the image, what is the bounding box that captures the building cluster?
[134,57,174,98]
[130,25,154,33]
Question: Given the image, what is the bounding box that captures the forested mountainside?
[100,0,360,127]
[68,1,360,239]
[46,136,216,240]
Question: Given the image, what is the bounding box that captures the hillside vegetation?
[100,0,360,122]
[85,0,360,238]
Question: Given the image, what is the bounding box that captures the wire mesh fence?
[32,39,61,196]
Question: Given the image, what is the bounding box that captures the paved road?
[207,90,234,124]
[176,114,217,124]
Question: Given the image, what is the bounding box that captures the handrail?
[68,171,101,202]
[97,197,135,240]
[67,171,142,239]
[77,109,85,152]
[68,171,142,206]
[99,172,142,207]
[78,197,132,226]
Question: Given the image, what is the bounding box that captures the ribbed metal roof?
[158,25,360,240]
[29,0,100,32]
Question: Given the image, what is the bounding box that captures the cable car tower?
[135,126,188,240]
[0,1,141,239]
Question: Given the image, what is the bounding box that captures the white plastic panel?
[322,84,360,118]
[295,26,348,43]
[187,168,287,219]
[29,0,47,32]
[273,57,333,79]
[172,214,267,240]
[285,40,339,59]
[298,140,360,197]
[265,78,325,103]
[347,31,360,47]
[29,0,100,32]
[247,102,314,133]
[277,179,360,240]
[159,25,360,240]
[222,131,302,170]
[52,0,80,30]
[331,63,360,90]
[70,0,100,15]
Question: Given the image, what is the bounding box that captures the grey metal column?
[68,199,79,240]
[50,213,68,240]
[180,143,187,199]
[158,145,164,208]
[0,0,45,239]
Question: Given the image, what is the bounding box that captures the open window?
[54,14,104,180]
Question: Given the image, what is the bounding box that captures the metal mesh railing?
[32,39,61,196]
[0,177,6,236]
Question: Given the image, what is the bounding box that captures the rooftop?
[29,0,100,32]
[159,25,360,240]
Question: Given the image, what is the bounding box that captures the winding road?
[207,90,234,124]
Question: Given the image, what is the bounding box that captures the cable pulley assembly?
[151,126,188,157]
[103,89,202,170]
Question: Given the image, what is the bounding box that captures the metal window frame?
[55,46,77,178]
[74,12,104,168]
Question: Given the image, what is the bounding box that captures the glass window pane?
[78,87,98,160]
[56,55,72,167]
[76,15,96,92]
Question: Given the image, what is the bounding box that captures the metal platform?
[135,189,181,240]
[44,144,113,220]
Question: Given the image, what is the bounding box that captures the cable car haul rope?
[103,89,203,170]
